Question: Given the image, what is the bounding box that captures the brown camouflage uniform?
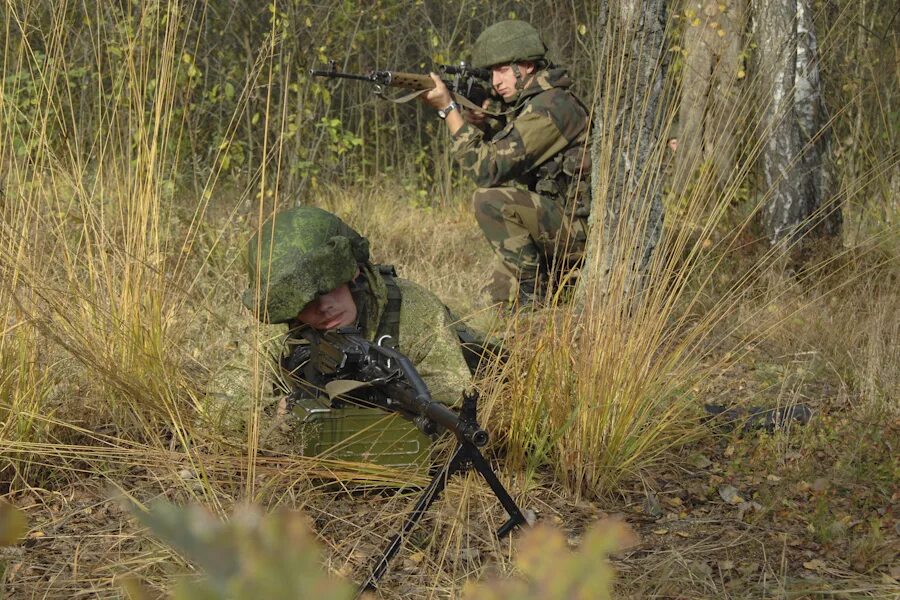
[451,68,591,303]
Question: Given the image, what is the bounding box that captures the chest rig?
[372,264,402,346]
[534,143,592,218]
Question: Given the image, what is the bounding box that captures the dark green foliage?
[1,1,596,199]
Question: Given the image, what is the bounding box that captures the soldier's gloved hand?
[464,98,490,128]
[281,342,311,376]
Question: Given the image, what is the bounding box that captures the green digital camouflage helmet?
[243,207,369,324]
[471,20,547,69]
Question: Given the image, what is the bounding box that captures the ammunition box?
[290,395,432,468]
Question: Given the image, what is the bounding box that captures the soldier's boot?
[513,279,540,311]
[511,269,548,311]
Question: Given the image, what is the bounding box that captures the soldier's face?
[297,283,358,330]
[491,62,536,100]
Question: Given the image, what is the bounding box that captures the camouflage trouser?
[472,187,588,303]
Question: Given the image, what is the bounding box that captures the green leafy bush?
[128,501,355,600]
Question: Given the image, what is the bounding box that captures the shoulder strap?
[375,264,402,347]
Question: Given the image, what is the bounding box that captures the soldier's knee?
[472,187,500,209]
[472,188,505,226]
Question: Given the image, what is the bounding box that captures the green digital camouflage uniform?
[452,56,591,303]
[244,206,471,406]
[319,262,471,405]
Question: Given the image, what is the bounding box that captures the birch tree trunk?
[754,0,841,248]
[578,0,669,308]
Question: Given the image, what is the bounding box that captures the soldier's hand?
[281,342,311,375]
[421,73,452,110]
[464,98,490,127]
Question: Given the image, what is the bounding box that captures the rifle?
[309,60,495,113]
[295,326,528,593]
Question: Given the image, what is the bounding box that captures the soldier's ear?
[521,61,536,75]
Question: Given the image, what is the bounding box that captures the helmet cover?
[471,20,547,69]
[243,206,369,323]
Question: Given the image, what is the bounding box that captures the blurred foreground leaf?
[462,519,636,600]
[129,501,355,600]
[0,501,27,546]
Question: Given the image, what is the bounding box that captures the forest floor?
[1,191,897,599]
[2,335,896,600]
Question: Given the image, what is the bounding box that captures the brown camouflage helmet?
[242,206,369,324]
[471,20,547,69]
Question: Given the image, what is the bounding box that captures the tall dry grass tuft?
[1,2,198,448]
[479,3,899,498]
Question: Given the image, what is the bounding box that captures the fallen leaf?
[718,485,745,505]
[652,528,669,535]
[689,454,712,469]
[7,563,22,578]
[719,560,734,570]
[803,559,827,573]
[737,501,763,520]
[690,560,712,576]
[811,478,829,493]
[643,492,663,518]
[458,547,480,561]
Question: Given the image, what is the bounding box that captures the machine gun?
[296,326,527,593]
[309,60,494,113]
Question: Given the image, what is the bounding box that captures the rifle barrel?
[308,69,376,83]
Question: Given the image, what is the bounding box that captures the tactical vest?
[532,88,593,220]
[534,142,592,218]
[374,264,402,346]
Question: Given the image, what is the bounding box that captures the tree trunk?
[753,0,841,248]
[675,0,747,194]
[579,0,669,307]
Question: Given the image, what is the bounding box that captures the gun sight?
[439,62,491,81]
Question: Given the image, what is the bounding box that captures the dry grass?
[1,1,897,598]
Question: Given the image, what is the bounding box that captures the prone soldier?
[243,206,472,407]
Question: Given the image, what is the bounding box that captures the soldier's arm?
[422,73,465,134]
[450,112,572,188]
[396,281,471,406]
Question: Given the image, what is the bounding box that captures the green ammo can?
[289,395,433,468]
